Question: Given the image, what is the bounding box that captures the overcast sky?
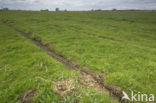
[0,0,156,10]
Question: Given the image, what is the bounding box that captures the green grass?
[0,10,156,102]
[0,23,117,103]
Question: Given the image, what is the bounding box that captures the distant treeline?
[0,8,9,11]
[0,8,156,12]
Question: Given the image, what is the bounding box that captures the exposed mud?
[18,89,38,103]
[53,78,75,97]
[2,22,123,102]
[79,71,109,94]
[80,72,99,88]
[53,73,106,98]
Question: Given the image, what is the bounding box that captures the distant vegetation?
[0,8,9,11]
[40,9,49,11]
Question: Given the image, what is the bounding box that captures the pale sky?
[0,0,156,10]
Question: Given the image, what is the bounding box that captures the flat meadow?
[0,10,156,103]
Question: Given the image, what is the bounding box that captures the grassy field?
[0,10,156,102]
[0,22,118,103]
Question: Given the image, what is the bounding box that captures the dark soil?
[18,89,38,103]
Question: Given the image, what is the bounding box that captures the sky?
[0,0,156,10]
